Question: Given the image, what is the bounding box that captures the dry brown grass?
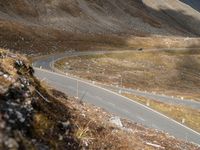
[0,0,38,17]
[123,93,200,133]
[58,1,82,17]
[56,49,200,101]
[0,19,129,55]
[1,17,200,56]
[1,0,200,57]
[1,0,200,37]
[1,48,199,150]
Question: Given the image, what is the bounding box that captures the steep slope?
[0,0,200,53]
[143,0,200,36]
[1,49,199,149]
[1,0,200,36]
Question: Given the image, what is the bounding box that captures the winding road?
[33,50,200,145]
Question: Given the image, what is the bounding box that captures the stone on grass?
[109,116,123,128]
[0,71,3,76]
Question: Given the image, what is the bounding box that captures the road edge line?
[34,67,200,137]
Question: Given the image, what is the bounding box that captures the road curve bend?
[33,50,200,145]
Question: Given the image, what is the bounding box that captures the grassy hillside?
[1,49,199,149]
[1,0,200,35]
[55,49,200,101]
[1,0,200,53]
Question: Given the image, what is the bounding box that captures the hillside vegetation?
[1,0,200,35]
[1,0,200,53]
[1,1,200,149]
[1,49,199,149]
[55,49,200,101]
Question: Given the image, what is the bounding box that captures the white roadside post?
[76,80,79,99]
[119,74,123,94]
[52,55,55,71]
[182,118,185,124]
[146,100,150,106]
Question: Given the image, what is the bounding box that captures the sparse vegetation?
[1,48,199,150]
[123,93,200,133]
[1,0,200,149]
[1,0,200,55]
[56,49,200,101]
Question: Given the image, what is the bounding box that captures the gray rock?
[122,127,134,133]
[16,111,25,122]
[7,77,12,81]
[59,134,63,141]
[19,117,25,123]
[0,71,3,76]
[4,138,19,149]
[62,121,70,128]
[109,116,123,128]
[8,108,13,113]
[0,122,5,129]
[58,121,71,131]
[3,74,8,79]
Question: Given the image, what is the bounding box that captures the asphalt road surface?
[33,50,200,109]
[33,50,200,145]
[103,85,200,110]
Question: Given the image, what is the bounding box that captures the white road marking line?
[34,67,200,137]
